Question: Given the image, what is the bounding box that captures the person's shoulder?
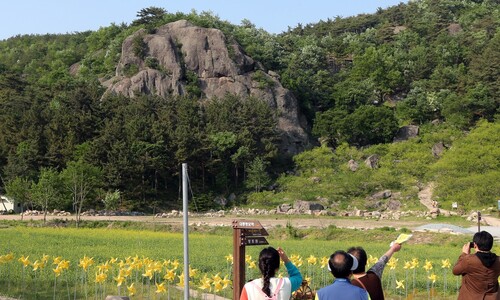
[350,284,366,291]
[317,283,332,291]
[316,283,334,293]
[349,284,368,299]
[244,278,261,287]
[351,285,369,298]
[460,253,476,260]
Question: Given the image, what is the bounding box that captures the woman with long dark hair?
[240,247,302,300]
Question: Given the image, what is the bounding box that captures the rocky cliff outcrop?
[103,20,309,155]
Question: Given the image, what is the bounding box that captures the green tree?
[396,86,441,124]
[102,190,121,211]
[245,157,270,192]
[3,140,40,181]
[314,106,398,147]
[4,176,32,219]
[60,159,102,227]
[131,7,167,27]
[30,168,63,223]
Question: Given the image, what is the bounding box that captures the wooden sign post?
[232,220,269,300]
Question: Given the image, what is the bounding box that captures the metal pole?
[477,211,481,232]
[182,163,189,300]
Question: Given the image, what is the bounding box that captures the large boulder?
[293,200,325,212]
[103,20,310,155]
[393,125,419,142]
[348,159,359,171]
[432,142,446,158]
[364,155,380,169]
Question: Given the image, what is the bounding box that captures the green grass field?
[0,220,481,299]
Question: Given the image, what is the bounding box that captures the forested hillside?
[0,0,498,213]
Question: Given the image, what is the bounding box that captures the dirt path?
[482,216,500,227]
[418,182,450,215]
[418,182,435,210]
[418,182,500,228]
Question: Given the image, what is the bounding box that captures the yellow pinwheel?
[32,260,44,271]
[396,279,405,289]
[248,260,257,269]
[53,266,63,277]
[212,273,222,283]
[177,273,185,287]
[41,254,50,264]
[222,275,231,289]
[189,266,198,278]
[120,267,132,278]
[114,275,125,287]
[97,261,111,273]
[156,282,167,294]
[403,261,411,269]
[290,254,303,267]
[171,259,180,270]
[19,255,30,267]
[423,260,433,272]
[320,257,329,269]
[95,272,107,284]
[387,258,398,270]
[78,256,94,271]
[367,255,378,266]
[142,268,154,280]
[52,256,62,265]
[4,253,14,262]
[0,253,13,264]
[441,259,451,269]
[118,259,126,269]
[199,275,212,291]
[152,261,163,273]
[162,259,170,267]
[428,273,437,283]
[164,269,176,282]
[410,258,419,269]
[127,283,137,296]
[225,254,233,264]
[307,255,317,265]
[214,280,223,292]
[58,260,70,270]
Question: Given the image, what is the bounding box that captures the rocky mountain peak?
[103,20,309,155]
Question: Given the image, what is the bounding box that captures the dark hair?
[473,231,494,251]
[328,250,353,279]
[259,247,280,297]
[347,246,367,274]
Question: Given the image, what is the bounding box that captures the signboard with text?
[232,219,269,299]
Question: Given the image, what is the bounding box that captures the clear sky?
[0,1,408,41]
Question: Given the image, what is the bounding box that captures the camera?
[469,242,474,248]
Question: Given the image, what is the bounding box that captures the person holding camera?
[453,231,500,299]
